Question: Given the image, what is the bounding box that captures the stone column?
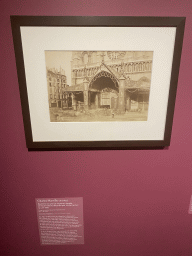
[95,94,99,108]
[126,91,131,111]
[118,75,126,112]
[142,94,145,111]
[83,78,89,110]
[72,93,77,111]
[88,91,91,108]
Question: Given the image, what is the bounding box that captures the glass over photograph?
[45,51,153,122]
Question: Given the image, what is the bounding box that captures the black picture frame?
[10,16,185,150]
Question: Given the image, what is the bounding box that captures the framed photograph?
[11,16,185,150]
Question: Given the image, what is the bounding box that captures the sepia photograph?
[45,51,153,122]
[11,16,185,148]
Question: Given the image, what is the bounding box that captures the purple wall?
[1,1,192,255]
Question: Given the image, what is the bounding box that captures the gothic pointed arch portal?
[89,71,119,92]
[88,71,119,109]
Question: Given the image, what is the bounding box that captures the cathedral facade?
[64,51,153,112]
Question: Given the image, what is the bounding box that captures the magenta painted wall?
[1,1,192,255]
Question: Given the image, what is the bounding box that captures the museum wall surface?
[1,0,192,255]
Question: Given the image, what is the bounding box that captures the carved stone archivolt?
[89,70,118,88]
